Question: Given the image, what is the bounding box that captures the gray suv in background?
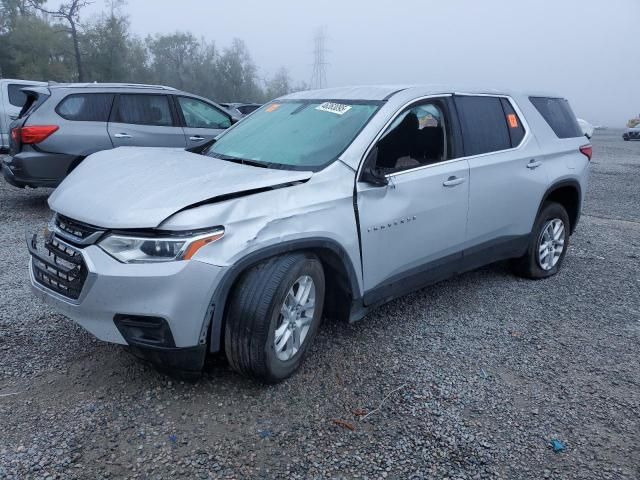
[28,86,591,382]
[3,83,239,188]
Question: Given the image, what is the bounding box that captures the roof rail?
[48,82,177,91]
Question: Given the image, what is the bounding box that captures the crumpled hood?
[49,147,313,228]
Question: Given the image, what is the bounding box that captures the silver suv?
[28,86,591,382]
[3,83,238,188]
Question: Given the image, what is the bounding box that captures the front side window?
[177,97,231,129]
[207,100,380,170]
[8,84,29,107]
[374,101,451,173]
[114,94,173,127]
[57,93,114,122]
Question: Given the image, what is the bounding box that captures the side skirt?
[352,234,529,320]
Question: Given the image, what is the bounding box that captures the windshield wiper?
[209,153,272,169]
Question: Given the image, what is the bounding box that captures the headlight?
[98,229,224,263]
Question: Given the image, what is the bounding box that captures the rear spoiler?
[17,86,50,119]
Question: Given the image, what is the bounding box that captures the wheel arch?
[537,179,582,234]
[205,238,362,353]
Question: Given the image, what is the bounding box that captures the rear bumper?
[2,150,78,188]
[29,240,227,372]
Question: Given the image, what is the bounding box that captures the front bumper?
[29,237,226,369]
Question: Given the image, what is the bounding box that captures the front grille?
[30,232,87,300]
[56,214,100,242]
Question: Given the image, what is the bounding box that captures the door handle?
[9,114,18,120]
[443,176,466,187]
[527,159,542,169]
[114,133,131,139]
[189,136,205,141]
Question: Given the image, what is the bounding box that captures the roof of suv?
[47,82,177,92]
[282,85,563,102]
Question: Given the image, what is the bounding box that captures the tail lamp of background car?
[11,125,59,145]
[579,144,593,161]
[98,229,224,263]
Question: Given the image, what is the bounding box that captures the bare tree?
[28,0,92,81]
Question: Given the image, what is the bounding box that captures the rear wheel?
[511,202,570,279]
[224,253,325,383]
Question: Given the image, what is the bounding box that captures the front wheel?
[224,253,325,383]
[511,202,570,279]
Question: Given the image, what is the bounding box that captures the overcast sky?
[77,0,639,126]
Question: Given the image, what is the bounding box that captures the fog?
[81,0,639,127]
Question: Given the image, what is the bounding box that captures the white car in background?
[577,118,594,139]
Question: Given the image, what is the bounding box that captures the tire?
[511,202,570,279]
[224,253,325,383]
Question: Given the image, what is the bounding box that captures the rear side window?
[455,96,511,156]
[500,98,526,147]
[114,94,174,127]
[56,93,114,122]
[529,97,582,139]
[8,84,29,107]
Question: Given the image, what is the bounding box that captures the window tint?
[177,97,230,129]
[500,98,526,147]
[375,101,450,173]
[529,97,583,139]
[455,96,511,156]
[8,84,29,107]
[56,93,114,122]
[208,100,380,171]
[114,94,173,126]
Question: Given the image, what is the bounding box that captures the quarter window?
[374,101,451,173]
[529,97,583,139]
[56,93,114,122]
[177,97,231,129]
[455,96,512,156]
[114,94,174,127]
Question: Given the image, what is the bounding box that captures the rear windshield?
[206,100,381,171]
[529,97,583,139]
[8,84,29,107]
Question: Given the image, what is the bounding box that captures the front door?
[356,98,470,304]
[175,96,231,148]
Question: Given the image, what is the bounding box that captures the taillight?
[579,144,592,161]
[19,125,59,144]
[10,128,20,143]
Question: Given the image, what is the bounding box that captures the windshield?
[206,100,381,170]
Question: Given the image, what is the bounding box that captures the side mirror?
[360,166,388,187]
[359,147,388,187]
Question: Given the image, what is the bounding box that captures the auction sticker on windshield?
[316,102,352,115]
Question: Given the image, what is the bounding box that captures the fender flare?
[536,179,582,234]
[205,237,362,352]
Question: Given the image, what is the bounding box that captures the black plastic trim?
[537,179,582,234]
[363,235,529,308]
[126,344,207,377]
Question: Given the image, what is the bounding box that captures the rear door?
[175,96,231,148]
[455,94,546,254]
[108,93,186,148]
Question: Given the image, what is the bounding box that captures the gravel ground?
[0,130,638,479]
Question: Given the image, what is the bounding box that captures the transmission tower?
[310,27,328,90]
